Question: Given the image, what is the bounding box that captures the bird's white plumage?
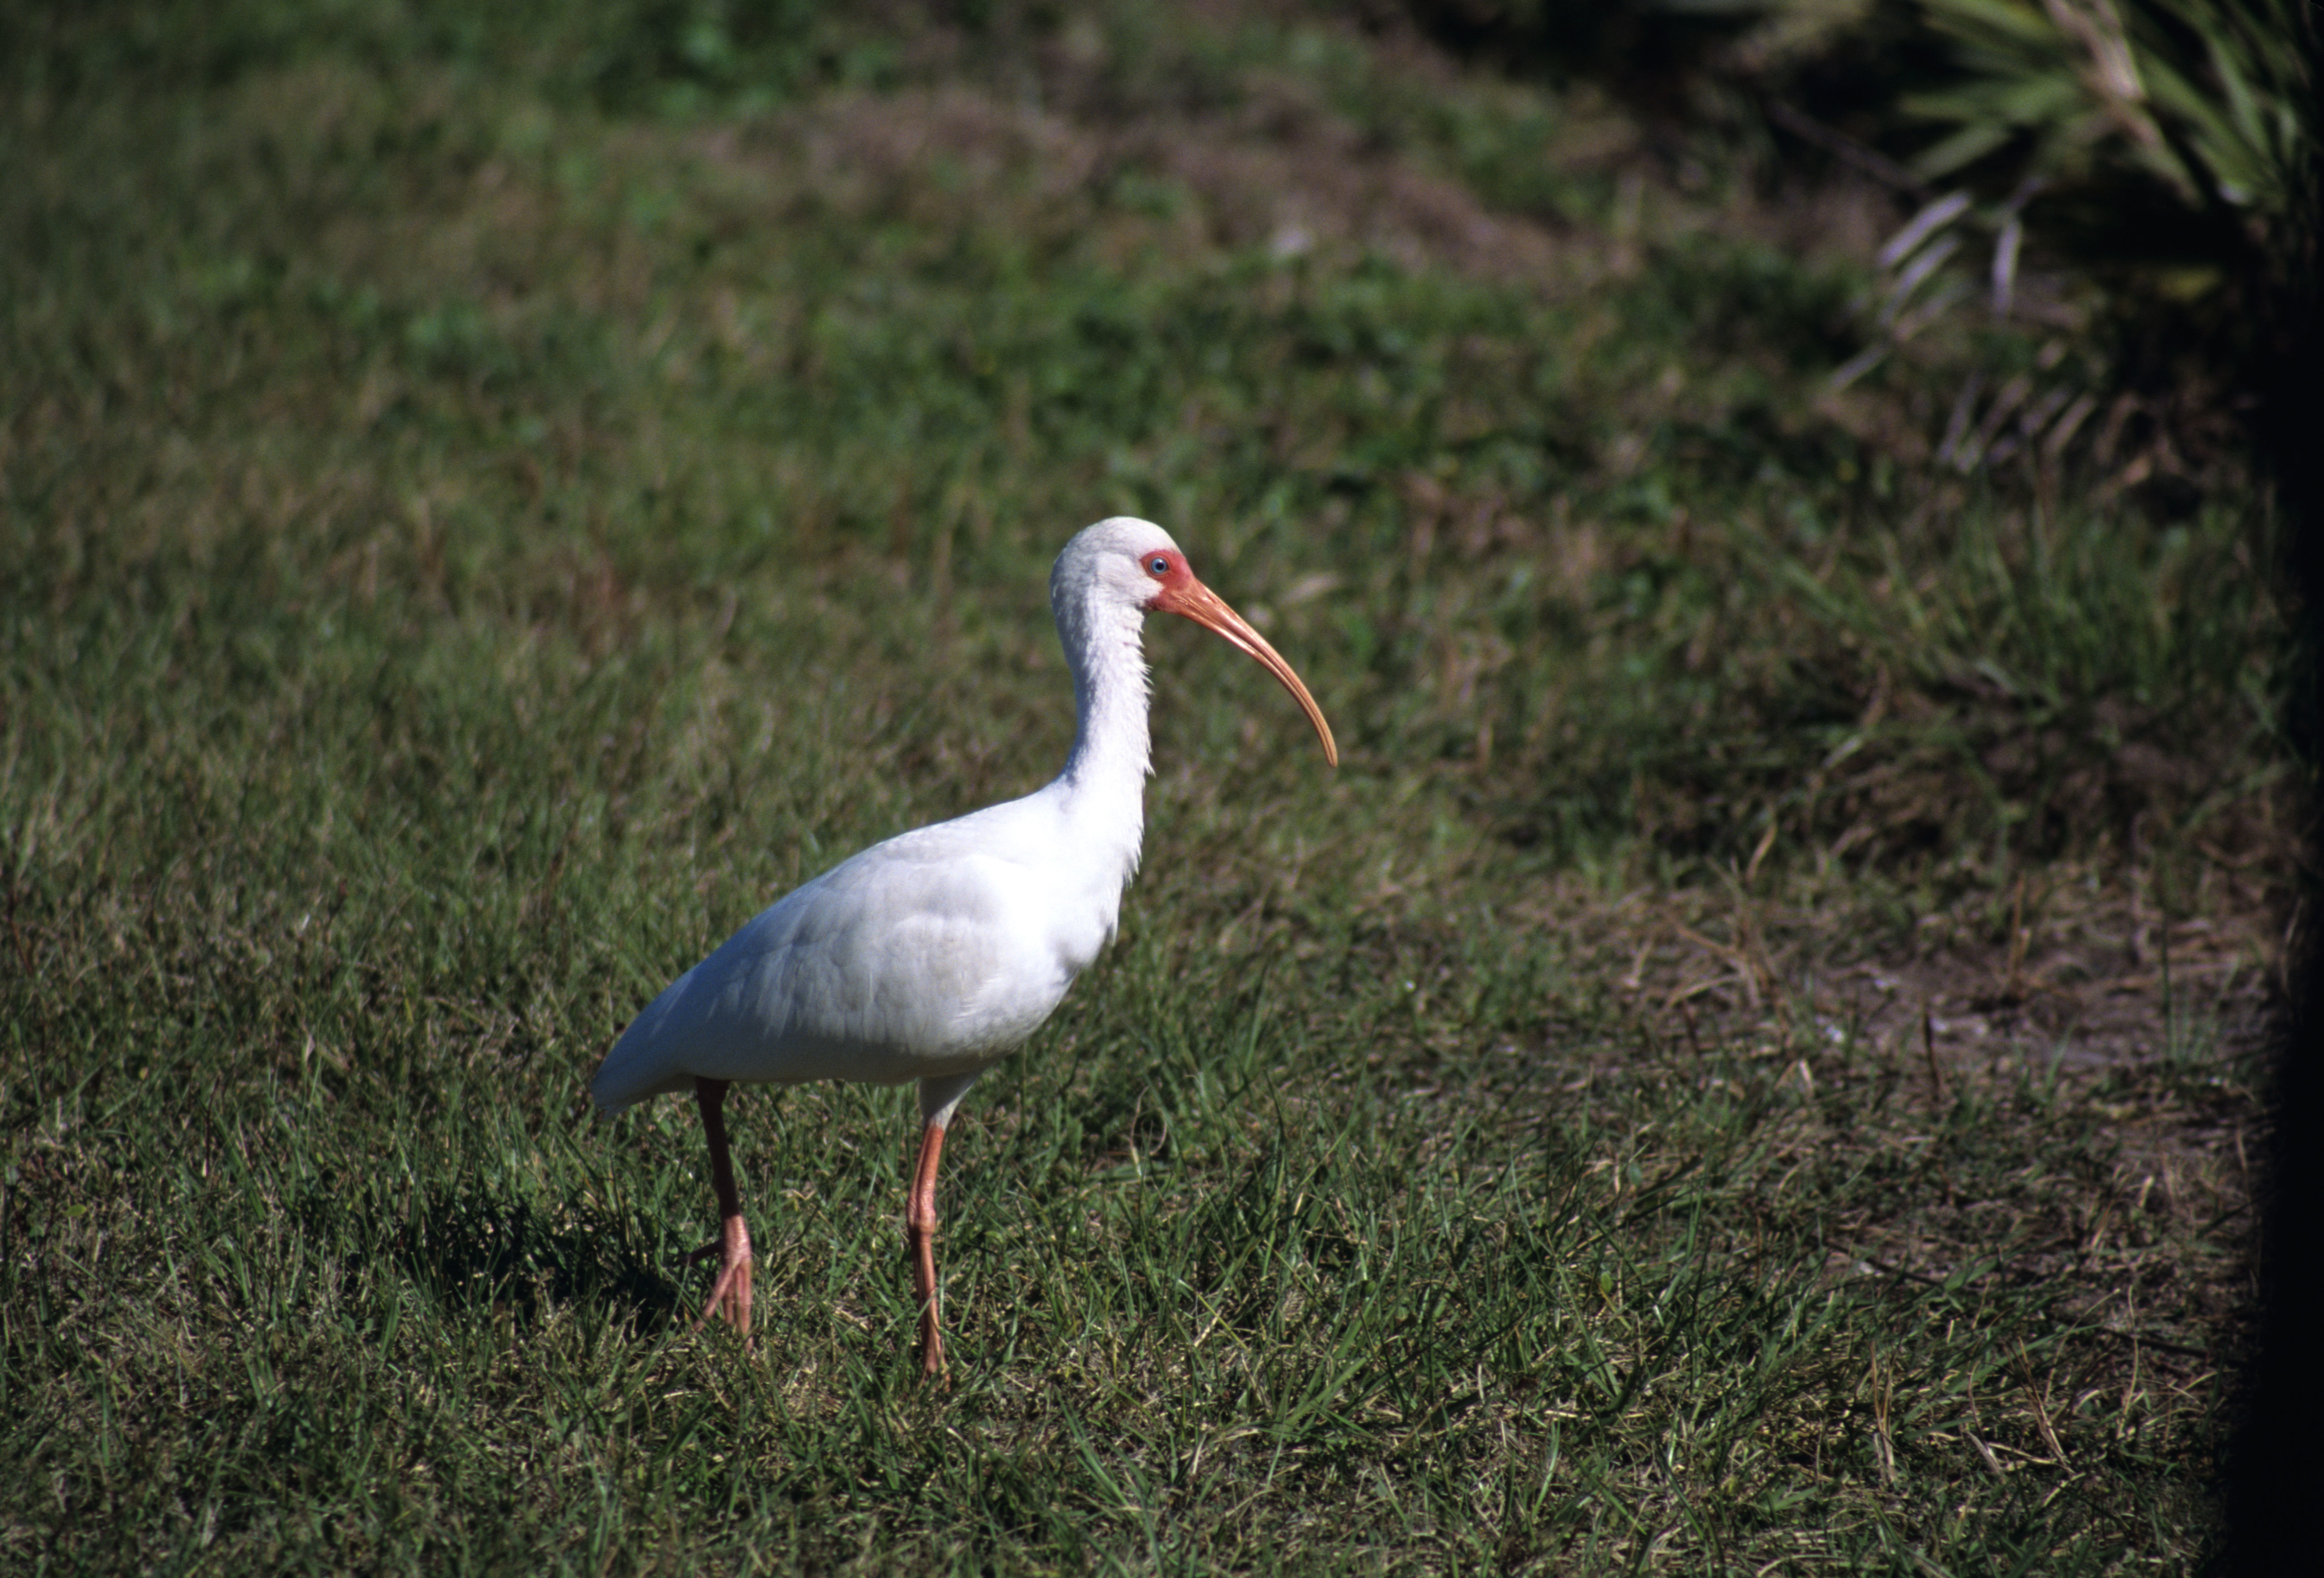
[586,515,1337,1371]
[589,517,1172,1121]
[593,792,1127,1106]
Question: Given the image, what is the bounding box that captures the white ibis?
[589,517,1337,1374]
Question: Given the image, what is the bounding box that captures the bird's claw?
[694,1259,753,1340]
[689,1215,754,1340]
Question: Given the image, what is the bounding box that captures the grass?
[0,2,2285,1572]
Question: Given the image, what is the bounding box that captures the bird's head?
[1057,517,1338,767]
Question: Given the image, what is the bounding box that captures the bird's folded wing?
[589,841,1073,1108]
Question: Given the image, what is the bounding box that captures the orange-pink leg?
[908,1121,947,1376]
[693,1077,753,1337]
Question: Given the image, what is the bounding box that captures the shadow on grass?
[370,1186,689,1335]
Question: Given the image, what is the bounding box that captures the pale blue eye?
[1148,556,1169,575]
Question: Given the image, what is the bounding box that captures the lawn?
[0,2,2287,1572]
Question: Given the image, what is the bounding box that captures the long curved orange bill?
[1155,577,1339,768]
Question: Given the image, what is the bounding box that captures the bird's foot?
[690,1213,753,1340]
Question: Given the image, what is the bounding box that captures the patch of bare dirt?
[1580,861,2283,1088]
[708,72,1599,288]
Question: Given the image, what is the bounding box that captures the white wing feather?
[590,791,1119,1111]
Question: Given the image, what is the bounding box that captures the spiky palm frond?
[1907,0,2315,245]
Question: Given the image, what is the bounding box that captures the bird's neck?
[1052,586,1152,865]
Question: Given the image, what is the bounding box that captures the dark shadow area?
[373,1185,690,1334]
[2226,164,2324,1577]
